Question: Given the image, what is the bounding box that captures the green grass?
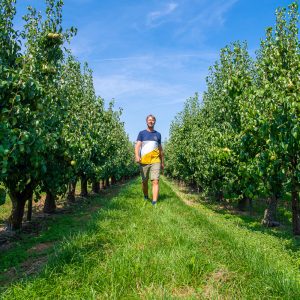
[174,180,300,254]
[0,183,107,282]
[1,177,300,299]
[0,184,11,225]
[0,200,11,225]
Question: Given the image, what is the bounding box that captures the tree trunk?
[43,191,56,213]
[100,179,105,190]
[67,180,77,203]
[290,156,300,235]
[92,180,100,193]
[215,190,224,202]
[248,198,253,215]
[8,184,34,230]
[291,177,300,235]
[262,195,280,227]
[105,178,110,188]
[27,195,33,221]
[80,175,88,197]
[102,179,107,189]
[111,176,116,185]
[238,196,250,212]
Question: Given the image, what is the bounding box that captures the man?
[135,114,164,206]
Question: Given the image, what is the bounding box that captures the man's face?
[147,117,156,128]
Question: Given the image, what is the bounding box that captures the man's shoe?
[152,200,157,207]
[144,195,149,201]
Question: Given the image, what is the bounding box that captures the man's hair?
[146,114,156,122]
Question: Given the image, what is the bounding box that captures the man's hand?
[135,141,142,164]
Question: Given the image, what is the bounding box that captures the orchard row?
[165,2,300,234]
[0,0,138,230]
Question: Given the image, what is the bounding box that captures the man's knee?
[152,179,159,185]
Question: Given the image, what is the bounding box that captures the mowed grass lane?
[1,177,300,299]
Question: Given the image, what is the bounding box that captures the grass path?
[1,177,300,299]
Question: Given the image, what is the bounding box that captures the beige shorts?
[139,163,161,181]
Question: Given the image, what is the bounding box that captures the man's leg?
[142,180,149,198]
[150,163,161,205]
[152,179,159,202]
[140,164,150,199]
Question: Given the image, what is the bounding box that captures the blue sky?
[15,0,293,141]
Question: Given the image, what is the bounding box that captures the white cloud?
[93,55,151,62]
[93,74,186,101]
[90,52,213,141]
[204,0,238,26]
[146,2,178,28]
[176,0,238,37]
[93,74,153,99]
[92,51,218,64]
[91,53,211,112]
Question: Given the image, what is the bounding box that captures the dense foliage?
[0,0,137,230]
[165,2,300,234]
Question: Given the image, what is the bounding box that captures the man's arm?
[135,141,142,163]
[159,144,164,169]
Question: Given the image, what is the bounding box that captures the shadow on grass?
[200,199,300,252]
[0,179,136,291]
[170,178,300,253]
[157,193,169,202]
